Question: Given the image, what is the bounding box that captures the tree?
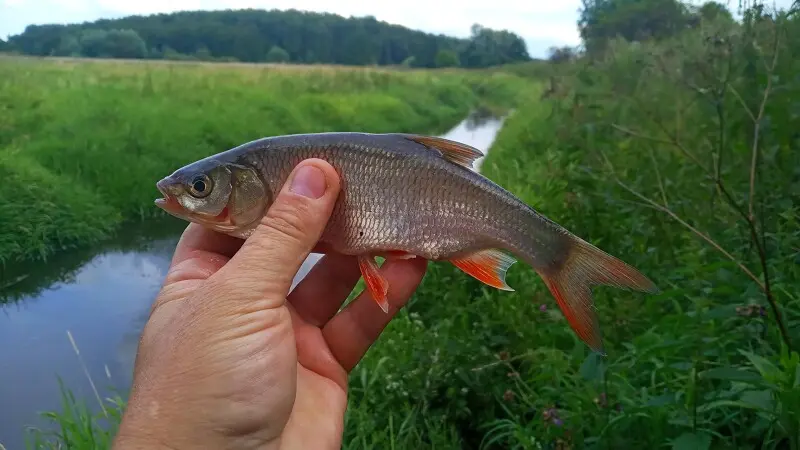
[0,38,9,52]
[54,34,81,56]
[547,46,577,63]
[103,29,148,58]
[579,0,693,56]
[75,28,147,58]
[459,24,531,68]
[265,45,290,63]
[697,1,735,22]
[435,49,460,67]
[194,45,213,60]
[78,29,110,57]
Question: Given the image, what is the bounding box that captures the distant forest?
[2,9,532,68]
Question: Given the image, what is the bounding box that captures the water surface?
[0,112,504,449]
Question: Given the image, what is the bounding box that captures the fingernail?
[290,165,327,199]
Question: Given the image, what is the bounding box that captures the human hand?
[113,159,428,450]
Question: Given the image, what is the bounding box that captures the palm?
[131,224,427,450]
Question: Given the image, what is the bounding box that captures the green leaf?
[739,390,774,411]
[580,352,604,381]
[697,399,773,414]
[646,392,677,407]
[700,305,738,320]
[671,432,711,450]
[699,367,761,383]
[739,350,780,378]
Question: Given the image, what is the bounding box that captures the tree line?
[4,9,531,68]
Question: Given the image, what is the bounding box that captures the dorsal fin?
[404,134,484,169]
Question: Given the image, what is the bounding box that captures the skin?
[113,159,428,450]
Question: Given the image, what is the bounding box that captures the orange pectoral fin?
[358,255,390,313]
[450,249,516,291]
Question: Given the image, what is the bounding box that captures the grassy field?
[8,11,800,450]
[0,55,532,266]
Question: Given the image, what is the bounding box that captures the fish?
[154,132,659,354]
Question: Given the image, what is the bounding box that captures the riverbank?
[0,56,536,268]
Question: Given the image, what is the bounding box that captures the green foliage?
[435,49,460,67]
[71,29,148,59]
[7,9,531,68]
[24,380,125,449]
[547,46,578,64]
[697,1,735,22]
[0,57,531,266]
[579,0,726,56]
[265,45,290,63]
[460,24,530,68]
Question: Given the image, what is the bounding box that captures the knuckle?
[258,199,314,245]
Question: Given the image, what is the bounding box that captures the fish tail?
[534,235,659,355]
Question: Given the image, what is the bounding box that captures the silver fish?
[155,132,658,353]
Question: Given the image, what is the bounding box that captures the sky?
[0,0,795,58]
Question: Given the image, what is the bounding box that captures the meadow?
[5,8,800,450]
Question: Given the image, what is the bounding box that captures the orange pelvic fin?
[404,134,484,169]
[358,255,390,313]
[450,249,517,291]
[536,237,659,355]
[378,250,418,260]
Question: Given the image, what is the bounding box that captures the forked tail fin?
[534,236,659,355]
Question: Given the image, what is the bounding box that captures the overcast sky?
[0,0,795,58]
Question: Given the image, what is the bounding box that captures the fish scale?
[155,132,659,354]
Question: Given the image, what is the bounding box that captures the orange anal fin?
[450,249,516,291]
[358,255,390,313]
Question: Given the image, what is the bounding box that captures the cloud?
[0,0,583,57]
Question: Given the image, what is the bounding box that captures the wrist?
[113,397,283,450]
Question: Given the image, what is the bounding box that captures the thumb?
[213,158,341,304]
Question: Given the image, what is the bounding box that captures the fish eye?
[188,174,213,198]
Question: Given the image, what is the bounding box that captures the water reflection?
[0,111,505,449]
[1,218,187,305]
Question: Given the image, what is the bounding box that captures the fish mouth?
[154,177,187,216]
[154,177,234,229]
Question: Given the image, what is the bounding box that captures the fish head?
[155,158,269,236]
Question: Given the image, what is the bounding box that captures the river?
[0,110,505,449]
